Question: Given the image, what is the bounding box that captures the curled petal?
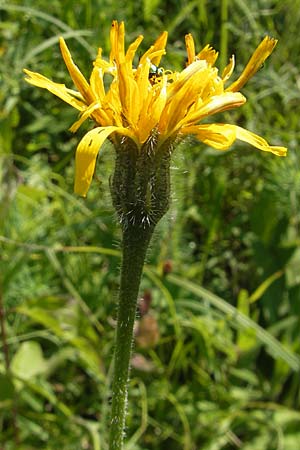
[74,126,137,196]
[180,92,246,127]
[181,123,236,149]
[235,126,287,156]
[182,123,287,156]
[226,36,277,92]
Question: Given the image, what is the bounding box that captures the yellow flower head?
[24,21,287,196]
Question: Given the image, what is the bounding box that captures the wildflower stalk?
[108,138,171,449]
[23,20,287,449]
[108,223,153,450]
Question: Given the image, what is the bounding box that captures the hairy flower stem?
[108,224,153,450]
[108,138,171,450]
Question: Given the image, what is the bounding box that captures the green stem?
[108,137,171,449]
[108,223,154,450]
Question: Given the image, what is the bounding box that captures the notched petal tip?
[196,44,219,66]
[262,35,277,49]
[267,146,287,157]
[23,68,40,83]
[23,68,32,82]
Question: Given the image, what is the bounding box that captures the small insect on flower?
[148,63,164,84]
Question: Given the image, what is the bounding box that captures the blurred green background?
[1,0,300,449]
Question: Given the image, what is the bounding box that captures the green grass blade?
[0,4,93,54]
[21,30,93,67]
[168,274,300,371]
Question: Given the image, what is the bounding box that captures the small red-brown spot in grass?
[138,289,152,316]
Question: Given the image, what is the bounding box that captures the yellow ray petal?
[138,45,154,66]
[135,57,151,104]
[125,35,144,64]
[102,79,123,126]
[90,65,105,101]
[185,33,196,65]
[118,62,140,126]
[151,31,168,66]
[23,69,86,110]
[59,37,94,103]
[181,123,237,150]
[179,92,246,127]
[74,126,138,196]
[226,36,277,92]
[69,102,101,133]
[181,123,287,156]
[222,55,235,82]
[235,126,287,156]
[110,20,119,63]
[90,48,107,100]
[110,20,125,64]
[138,76,167,142]
[93,47,113,73]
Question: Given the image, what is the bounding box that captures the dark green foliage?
[1,0,300,448]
